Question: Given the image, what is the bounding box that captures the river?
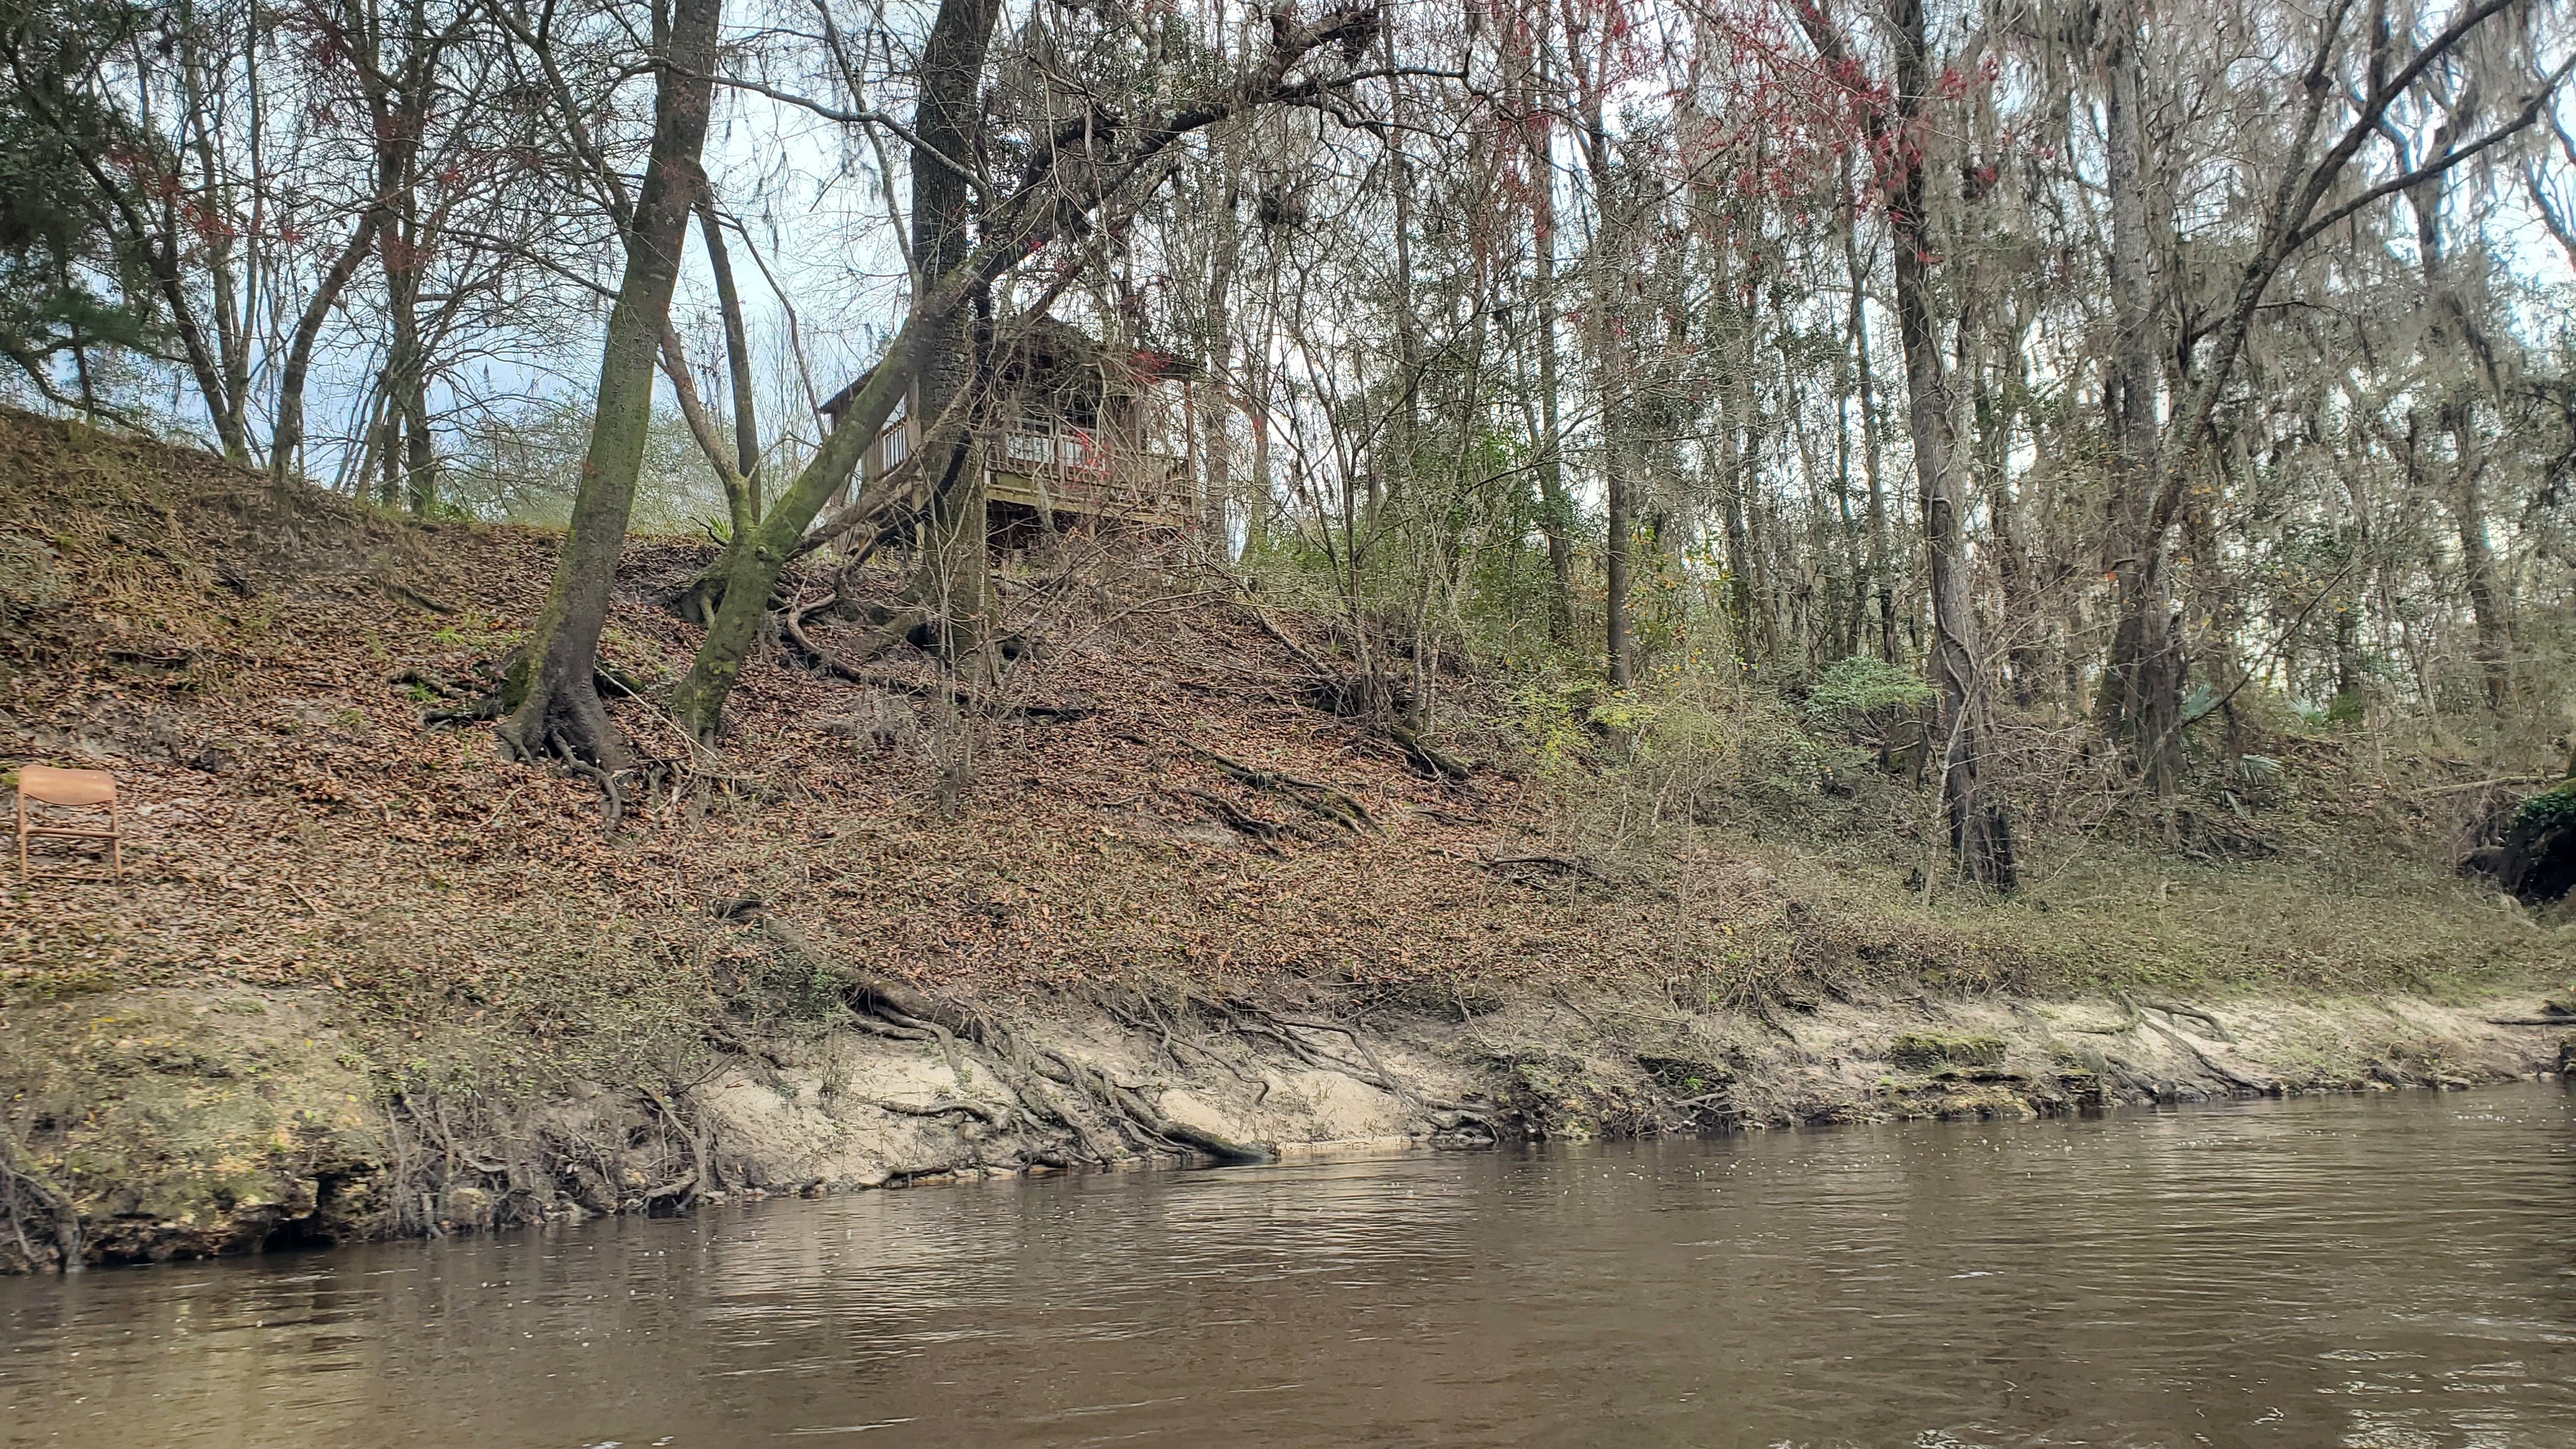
[4,1086,2572,1447]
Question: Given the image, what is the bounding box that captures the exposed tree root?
[747,907,1290,1165]
[1213,1002,1496,1135]
[0,1130,81,1273]
[782,597,1094,721]
[641,1084,720,1209]
[873,1098,1008,1126]
[1480,852,1602,880]
[2127,995,2234,1043]
[1222,592,1473,787]
[1097,988,1271,1091]
[516,737,680,833]
[1745,992,1804,1045]
[1188,745,1379,834]
[749,912,1126,1163]
[1169,787,1291,852]
[414,648,648,727]
[2125,1010,2275,1094]
[379,579,459,615]
[1388,723,1474,785]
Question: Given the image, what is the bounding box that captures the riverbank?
[5,970,2572,1268]
[4,409,2572,1269]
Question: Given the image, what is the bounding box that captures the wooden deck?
[861,419,1192,528]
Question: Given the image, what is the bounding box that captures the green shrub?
[1807,656,1935,722]
[2514,781,2576,836]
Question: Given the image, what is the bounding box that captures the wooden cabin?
[825,316,1197,533]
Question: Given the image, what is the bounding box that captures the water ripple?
[3,1088,2573,1447]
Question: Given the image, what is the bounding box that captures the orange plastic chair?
[15,766,121,881]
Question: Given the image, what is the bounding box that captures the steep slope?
[2,409,2568,1269]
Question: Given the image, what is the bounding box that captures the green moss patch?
[1887,1031,2006,1071]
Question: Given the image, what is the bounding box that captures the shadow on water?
[5,1086,2574,1448]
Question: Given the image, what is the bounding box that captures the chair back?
[18,766,116,809]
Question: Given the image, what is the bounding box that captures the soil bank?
[3,410,2571,1270]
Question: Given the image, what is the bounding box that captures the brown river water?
[4,1085,2573,1448]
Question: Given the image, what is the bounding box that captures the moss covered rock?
[1887,1031,2007,1071]
[1,988,383,1269]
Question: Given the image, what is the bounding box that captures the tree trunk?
[2407,128,2515,710]
[664,186,767,622]
[1977,309,2043,706]
[896,0,1007,670]
[1722,263,1766,664]
[1580,93,1632,688]
[266,211,381,498]
[699,190,763,513]
[495,0,723,771]
[1198,180,1240,546]
[1528,100,1575,643]
[1887,0,2013,888]
[1843,194,1895,664]
[2331,589,2363,722]
[2097,0,2187,790]
[1825,333,1864,660]
[2097,0,2535,781]
[403,385,436,514]
[2451,438,2513,708]
[667,0,1009,742]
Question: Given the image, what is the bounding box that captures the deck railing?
[986,427,1186,520]
[859,417,1187,523]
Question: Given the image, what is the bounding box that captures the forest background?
[6,0,2576,897]
[15,0,2576,1268]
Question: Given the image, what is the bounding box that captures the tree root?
[548,751,677,833]
[751,911,1131,1163]
[2128,1011,2274,1094]
[489,715,678,832]
[847,1015,940,1042]
[422,693,509,725]
[1480,852,1602,880]
[1221,594,1470,779]
[404,659,510,722]
[1169,787,1292,852]
[873,1098,1008,1126]
[1745,992,1804,1045]
[820,951,1273,1165]
[1188,745,1378,834]
[379,579,459,615]
[2127,994,2234,1043]
[1388,723,1474,785]
[747,910,1487,1169]
[640,1172,699,1206]
[0,1130,81,1273]
[416,648,646,728]
[782,597,1094,721]
[1123,1103,1276,1165]
[1217,1002,1495,1132]
[1099,988,1269,1090]
[1024,1044,1278,1165]
[640,1085,719,1207]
